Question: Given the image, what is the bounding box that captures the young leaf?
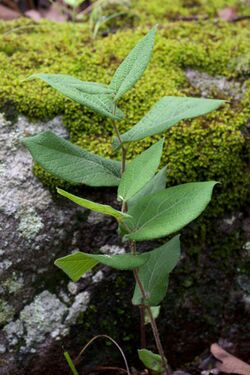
[138,349,164,373]
[113,96,225,148]
[22,131,121,186]
[27,73,124,120]
[128,166,167,209]
[55,251,149,281]
[110,26,157,101]
[122,181,218,241]
[144,306,160,325]
[118,139,164,202]
[57,188,130,222]
[132,235,181,306]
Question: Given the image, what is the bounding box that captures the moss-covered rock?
[0,9,250,372]
[0,17,249,216]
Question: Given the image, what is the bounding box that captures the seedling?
[23,26,224,374]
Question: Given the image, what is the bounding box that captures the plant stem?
[139,305,146,348]
[131,243,169,375]
[112,121,127,175]
[112,109,168,374]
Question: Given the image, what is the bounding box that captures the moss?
[0,300,15,325]
[132,0,250,22]
[0,17,249,215]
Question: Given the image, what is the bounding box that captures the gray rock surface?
[0,113,120,373]
[185,69,246,100]
[0,112,249,375]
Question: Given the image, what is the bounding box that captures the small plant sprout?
[23,25,224,374]
[63,0,85,22]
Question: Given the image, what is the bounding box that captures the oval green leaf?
[118,139,164,202]
[133,235,181,306]
[22,131,121,186]
[122,181,218,241]
[128,166,167,209]
[110,26,157,101]
[113,96,225,148]
[138,349,164,373]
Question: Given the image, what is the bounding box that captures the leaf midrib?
[33,142,120,178]
[131,191,190,233]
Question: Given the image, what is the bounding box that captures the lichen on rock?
[17,207,44,240]
[4,291,67,351]
[0,300,15,325]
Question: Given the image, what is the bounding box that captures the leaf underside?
[28,73,124,120]
[22,131,121,186]
[110,26,157,101]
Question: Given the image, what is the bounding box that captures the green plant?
[87,0,132,38]
[62,0,85,22]
[22,26,224,374]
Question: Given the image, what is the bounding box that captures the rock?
[0,113,119,373]
[0,114,73,322]
[0,4,20,20]
[0,112,249,374]
[100,244,125,255]
[24,10,42,21]
[218,212,243,235]
[65,291,90,325]
[185,69,245,100]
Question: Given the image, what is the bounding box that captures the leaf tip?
[211,180,220,187]
[26,74,40,81]
[56,187,65,197]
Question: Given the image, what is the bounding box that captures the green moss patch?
[0,17,249,214]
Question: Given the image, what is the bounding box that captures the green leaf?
[118,139,164,202]
[122,181,218,241]
[27,73,124,120]
[64,352,79,375]
[113,96,225,148]
[128,166,167,209]
[57,188,130,222]
[110,26,157,101]
[63,0,83,8]
[138,349,164,373]
[133,236,181,306]
[144,306,160,325]
[22,131,121,186]
[55,251,149,281]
